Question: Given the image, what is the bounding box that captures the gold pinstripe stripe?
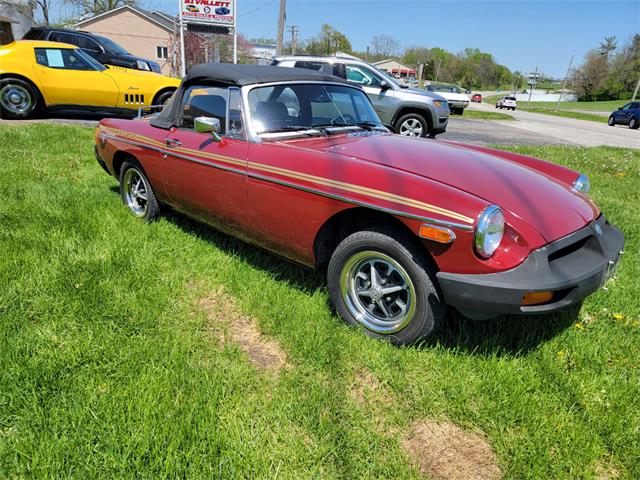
[100,127,474,224]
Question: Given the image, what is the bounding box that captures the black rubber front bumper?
[437,215,624,316]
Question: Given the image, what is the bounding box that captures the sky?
[58,0,640,77]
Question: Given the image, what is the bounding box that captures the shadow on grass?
[109,185,578,356]
[423,306,579,357]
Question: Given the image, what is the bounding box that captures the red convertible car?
[94,65,624,345]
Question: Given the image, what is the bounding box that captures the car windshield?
[94,35,129,55]
[505,96,516,100]
[430,85,461,93]
[248,83,384,135]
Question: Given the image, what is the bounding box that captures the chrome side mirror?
[194,116,222,142]
[380,80,391,90]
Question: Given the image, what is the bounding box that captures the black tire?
[327,227,446,345]
[629,117,638,130]
[154,89,175,106]
[119,161,160,222]
[394,113,430,138]
[608,115,615,126]
[454,107,464,115]
[0,77,40,119]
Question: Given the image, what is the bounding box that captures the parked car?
[471,93,482,103]
[271,54,449,137]
[496,96,517,110]
[0,41,179,119]
[608,101,640,129]
[23,27,161,73]
[94,64,624,345]
[425,84,470,115]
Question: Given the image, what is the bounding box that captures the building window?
[156,46,168,59]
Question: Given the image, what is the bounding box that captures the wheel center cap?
[9,93,22,105]
[370,287,382,301]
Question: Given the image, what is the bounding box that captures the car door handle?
[164,138,182,147]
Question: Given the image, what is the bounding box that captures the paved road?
[465,102,640,148]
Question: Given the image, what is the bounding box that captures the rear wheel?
[629,117,638,129]
[0,77,39,119]
[119,161,160,222]
[395,113,429,138]
[154,89,175,106]
[327,227,445,345]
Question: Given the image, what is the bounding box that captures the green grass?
[522,99,631,112]
[1,124,639,478]
[456,109,515,121]
[518,107,609,124]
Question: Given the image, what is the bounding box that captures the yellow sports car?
[0,40,180,119]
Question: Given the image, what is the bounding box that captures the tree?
[67,0,136,17]
[303,24,352,55]
[575,50,609,100]
[599,36,617,58]
[371,34,400,57]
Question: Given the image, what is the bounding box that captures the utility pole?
[434,58,441,82]
[527,66,539,106]
[365,46,369,62]
[555,55,574,112]
[287,25,298,54]
[632,75,640,102]
[276,0,286,56]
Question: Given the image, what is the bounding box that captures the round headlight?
[474,205,504,258]
[572,173,590,194]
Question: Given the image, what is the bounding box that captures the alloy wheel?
[340,251,416,334]
[123,168,149,217]
[399,118,423,137]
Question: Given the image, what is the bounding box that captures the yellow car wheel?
[0,77,40,119]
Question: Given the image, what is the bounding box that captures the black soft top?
[150,64,348,129]
[184,63,347,86]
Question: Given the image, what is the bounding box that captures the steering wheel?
[330,114,357,125]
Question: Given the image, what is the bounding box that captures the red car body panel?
[96,117,598,275]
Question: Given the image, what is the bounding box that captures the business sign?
[180,0,235,27]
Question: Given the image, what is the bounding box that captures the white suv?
[496,96,517,110]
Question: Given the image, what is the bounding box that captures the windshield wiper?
[313,121,384,132]
[261,126,322,135]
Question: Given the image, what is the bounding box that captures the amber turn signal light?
[521,291,554,306]
[418,224,456,244]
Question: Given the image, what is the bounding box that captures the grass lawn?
[522,99,630,112]
[456,109,515,121]
[1,124,639,478]
[517,107,609,124]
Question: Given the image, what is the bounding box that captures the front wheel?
[327,228,445,345]
[629,117,638,129]
[608,116,615,126]
[0,77,39,119]
[119,161,160,222]
[395,113,429,138]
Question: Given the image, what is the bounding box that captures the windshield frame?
[242,81,386,142]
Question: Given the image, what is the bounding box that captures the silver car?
[272,54,450,137]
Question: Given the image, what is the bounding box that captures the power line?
[239,0,276,17]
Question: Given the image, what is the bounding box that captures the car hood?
[103,66,179,86]
[286,133,596,242]
[403,87,447,101]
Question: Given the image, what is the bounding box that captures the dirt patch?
[350,370,387,406]
[198,286,289,372]
[593,461,620,480]
[402,420,501,480]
